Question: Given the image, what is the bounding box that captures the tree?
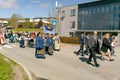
[9,13,23,28]
[24,18,30,28]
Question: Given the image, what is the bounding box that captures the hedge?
[60,36,79,44]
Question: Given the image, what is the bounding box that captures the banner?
[43,26,55,34]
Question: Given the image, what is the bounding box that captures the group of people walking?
[35,32,60,59]
[1,29,117,67]
[74,31,116,67]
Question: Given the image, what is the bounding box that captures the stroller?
[27,38,35,48]
[19,37,25,48]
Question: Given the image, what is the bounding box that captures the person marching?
[35,32,45,59]
[74,33,85,56]
[53,33,60,51]
[87,31,100,67]
[45,33,53,55]
[101,33,114,61]
[84,34,90,55]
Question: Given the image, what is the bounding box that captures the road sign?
[52,20,57,26]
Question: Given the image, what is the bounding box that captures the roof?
[78,0,120,8]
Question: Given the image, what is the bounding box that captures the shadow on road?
[79,57,95,67]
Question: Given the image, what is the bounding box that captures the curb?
[1,53,32,80]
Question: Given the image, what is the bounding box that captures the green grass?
[0,54,13,80]
[14,28,42,32]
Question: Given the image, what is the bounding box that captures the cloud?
[0,0,19,9]
[39,3,51,8]
[32,0,40,3]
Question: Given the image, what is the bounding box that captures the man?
[87,31,100,67]
[74,33,85,56]
[84,34,90,55]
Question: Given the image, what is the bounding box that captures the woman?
[53,33,60,51]
[101,33,114,61]
[35,32,44,55]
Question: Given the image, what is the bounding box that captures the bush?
[60,36,79,44]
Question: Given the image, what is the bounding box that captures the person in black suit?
[101,33,114,61]
[74,33,85,56]
[84,34,90,55]
[87,31,100,67]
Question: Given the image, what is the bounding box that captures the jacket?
[35,36,44,49]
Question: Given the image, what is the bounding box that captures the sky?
[0,0,97,18]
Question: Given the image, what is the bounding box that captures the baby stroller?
[27,38,34,48]
[19,37,25,48]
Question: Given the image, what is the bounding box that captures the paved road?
[0,41,120,80]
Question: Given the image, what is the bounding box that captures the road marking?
[11,44,19,47]
[3,45,12,48]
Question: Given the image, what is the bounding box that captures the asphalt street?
[0,40,120,80]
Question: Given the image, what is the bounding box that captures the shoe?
[87,60,91,64]
[74,51,79,55]
[109,59,114,61]
[81,54,84,56]
[95,64,100,67]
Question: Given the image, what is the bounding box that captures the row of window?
[61,9,76,17]
[79,4,120,15]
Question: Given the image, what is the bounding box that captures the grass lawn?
[0,54,29,80]
[14,28,42,32]
[0,54,13,80]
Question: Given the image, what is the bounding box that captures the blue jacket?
[46,37,52,47]
[35,36,44,49]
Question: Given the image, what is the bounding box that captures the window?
[70,21,75,28]
[71,9,76,16]
[61,11,65,17]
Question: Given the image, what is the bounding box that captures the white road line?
[11,44,19,47]
[3,45,12,48]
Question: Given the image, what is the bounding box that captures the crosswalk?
[0,43,21,52]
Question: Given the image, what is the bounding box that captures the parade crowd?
[0,31,61,59]
[74,31,117,67]
[0,30,117,67]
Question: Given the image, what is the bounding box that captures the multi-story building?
[58,5,78,37]
[59,0,120,37]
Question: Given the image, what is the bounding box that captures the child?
[45,33,53,55]
[111,39,116,56]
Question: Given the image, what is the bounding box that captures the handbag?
[48,46,53,53]
[38,49,45,54]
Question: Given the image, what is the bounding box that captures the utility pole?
[56,1,60,35]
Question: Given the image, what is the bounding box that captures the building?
[58,5,78,37]
[59,0,120,37]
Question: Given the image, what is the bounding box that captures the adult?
[101,33,114,61]
[53,33,60,51]
[74,33,85,56]
[35,32,44,55]
[87,31,100,67]
[84,34,90,55]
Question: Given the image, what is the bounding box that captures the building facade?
[58,5,78,36]
[59,0,120,37]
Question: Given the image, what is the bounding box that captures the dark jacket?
[85,36,89,45]
[89,35,100,54]
[101,38,112,52]
[35,36,44,49]
[79,35,85,44]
